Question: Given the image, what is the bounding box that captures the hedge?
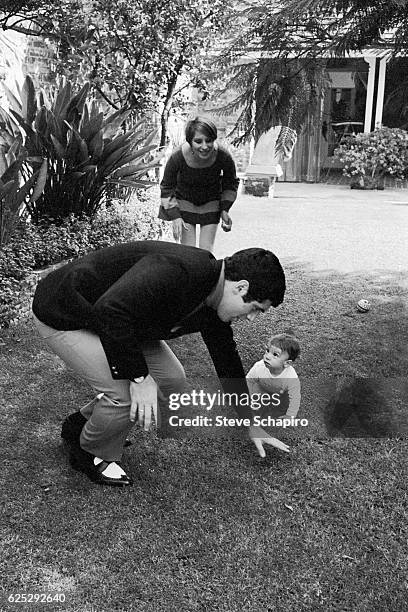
[0,191,170,328]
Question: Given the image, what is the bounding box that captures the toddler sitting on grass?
[246,332,301,424]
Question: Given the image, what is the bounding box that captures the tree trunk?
[160,77,178,148]
[159,52,185,148]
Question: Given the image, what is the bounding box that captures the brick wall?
[23,35,56,88]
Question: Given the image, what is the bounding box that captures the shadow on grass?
[169,263,408,441]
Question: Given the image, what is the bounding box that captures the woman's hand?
[172,218,189,242]
[221,210,232,232]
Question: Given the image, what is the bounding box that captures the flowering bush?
[333,127,408,188]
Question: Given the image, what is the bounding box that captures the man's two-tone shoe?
[68,446,133,487]
[61,411,133,486]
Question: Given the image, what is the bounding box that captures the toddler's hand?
[248,425,290,457]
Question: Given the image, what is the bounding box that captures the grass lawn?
[1,261,407,612]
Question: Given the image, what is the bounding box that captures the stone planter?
[244,176,275,197]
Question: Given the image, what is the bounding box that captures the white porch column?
[374,56,388,128]
[363,56,376,133]
[249,136,255,161]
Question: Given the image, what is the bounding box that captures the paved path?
[214,183,408,276]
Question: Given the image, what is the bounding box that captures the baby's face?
[263,344,290,372]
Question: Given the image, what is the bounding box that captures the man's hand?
[221,210,232,232]
[248,425,290,457]
[172,218,189,242]
[129,375,159,430]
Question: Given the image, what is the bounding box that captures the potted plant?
[333,126,408,189]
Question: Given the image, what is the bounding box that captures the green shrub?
[0,276,23,326]
[334,126,408,188]
[0,76,162,223]
[0,137,47,248]
[0,191,169,327]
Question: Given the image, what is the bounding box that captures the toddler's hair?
[269,333,300,361]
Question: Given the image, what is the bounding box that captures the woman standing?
[159,117,240,252]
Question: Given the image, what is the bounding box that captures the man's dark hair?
[185,117,218,145]
[224,248,286,307]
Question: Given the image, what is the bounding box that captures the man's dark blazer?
[32,241,247,387]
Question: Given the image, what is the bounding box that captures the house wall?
[280,96,324,182]
[280,59,370,182]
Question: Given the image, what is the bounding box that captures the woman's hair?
[185,117,218,145]
[224,248,286,307]
[268,333,300,361]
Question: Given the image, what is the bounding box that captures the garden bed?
[0,189,171,328]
